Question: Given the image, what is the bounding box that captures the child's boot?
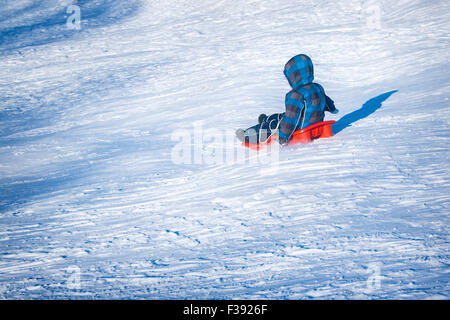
[258,113,268,124]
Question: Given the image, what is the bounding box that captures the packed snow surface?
[0,0,449,299]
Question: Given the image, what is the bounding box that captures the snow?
[0,0,449,299]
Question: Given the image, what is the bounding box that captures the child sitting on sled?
[236,54,338,145]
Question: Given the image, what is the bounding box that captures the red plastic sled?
[243,120,336,150]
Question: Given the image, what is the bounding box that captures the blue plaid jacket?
[279,54,330,144]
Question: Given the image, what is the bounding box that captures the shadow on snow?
[332,90,398,135]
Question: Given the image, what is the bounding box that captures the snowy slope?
[0,0,449,299]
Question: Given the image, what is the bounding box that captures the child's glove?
[330,108,339,114]
[324,95,338,114]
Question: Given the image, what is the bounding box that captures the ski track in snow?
[0,0,449,299]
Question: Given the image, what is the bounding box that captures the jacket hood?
[284,54,314,88]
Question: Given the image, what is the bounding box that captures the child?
[236,54,338,145]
